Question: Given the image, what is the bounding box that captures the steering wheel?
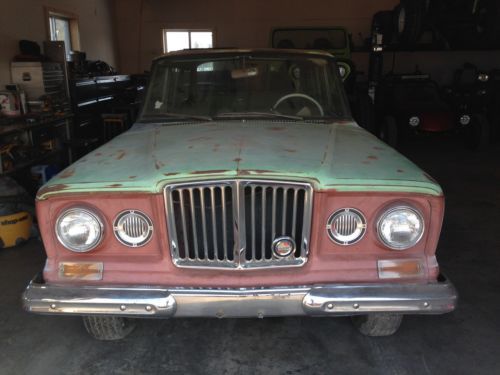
[272,93,324,116]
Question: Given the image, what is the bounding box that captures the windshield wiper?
[140,112,213,122]
[214,111,304,121]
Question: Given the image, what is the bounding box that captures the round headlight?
[338,66,347,78]
[56,208,103,252]
[327,208,367,245]
[377,206,424,250]
[113,210,153,247]
[477,73,489,82]
[409,116,420,127]
[459,114,471,125]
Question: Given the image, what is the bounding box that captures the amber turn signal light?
[378,259,423,279]
[59,262,103,280]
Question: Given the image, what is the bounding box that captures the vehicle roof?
[154,48,335,62]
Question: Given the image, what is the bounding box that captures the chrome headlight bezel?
[409,116,420,127]
[326,208,367,246]
[113,210,154,248]
[55,207,104,253]
[459,114,471,125]
[376,206,425,250]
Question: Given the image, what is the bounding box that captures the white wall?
[0,0,118,87]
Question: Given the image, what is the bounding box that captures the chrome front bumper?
[22,274,457,318]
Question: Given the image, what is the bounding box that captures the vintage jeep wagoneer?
[23,49,457,340]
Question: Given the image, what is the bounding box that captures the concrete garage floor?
[0,136,499,375]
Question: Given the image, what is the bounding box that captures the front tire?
[83,316,136,340]
[351,313,403,337]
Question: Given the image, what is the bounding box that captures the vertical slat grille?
[170,185,234,262]
[243,185,307,262]
[166,180,312,269]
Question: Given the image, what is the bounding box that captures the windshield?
[140,53,348,121]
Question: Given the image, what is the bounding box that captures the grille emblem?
[272,237,296,257]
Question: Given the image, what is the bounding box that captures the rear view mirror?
[231,67,259,79]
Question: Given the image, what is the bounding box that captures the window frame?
[162,29,215,53]
[45,7,81,59]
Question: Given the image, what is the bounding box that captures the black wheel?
[379,116,398,148]
[466,114,490,150]
[353,94,375,134]
[394,0,425,45]
[82,316,136,340]
[351,314,403,337]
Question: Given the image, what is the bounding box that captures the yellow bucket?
[0,211,32,248]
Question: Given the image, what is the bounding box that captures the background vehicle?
[376,74,455,147]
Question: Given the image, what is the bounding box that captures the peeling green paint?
[37,121,442,199]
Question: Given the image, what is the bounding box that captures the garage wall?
[113,0,500,85]
[113,0,398,74]
[0,0,117,87]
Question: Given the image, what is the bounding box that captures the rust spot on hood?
[163,172,179,176]
[283,148,296,153]
[233,157,242,163]
[115,150,126,160]
[37,184,69,197]
[373,146,383,151]
[59,168,75,178]
[129,176,137,179]
[335,119,352,125]
[397,169,404,173]
[155,160,165,170]
[238,169,274,175]
[367,155,378,160]
[106,183,123,188]
[190,169,229,175]
[269,127,285,131]
[94,152,102,157]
